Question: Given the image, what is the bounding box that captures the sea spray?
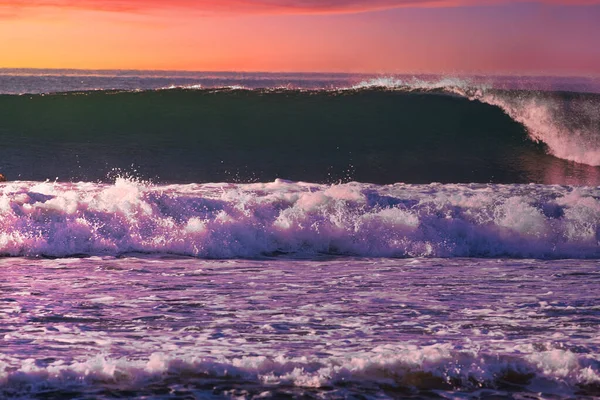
[1,179,600,258]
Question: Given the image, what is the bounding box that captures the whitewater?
[1,70,600,398]
[2,178,600,259]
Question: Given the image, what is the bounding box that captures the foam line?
[1,179,600,258]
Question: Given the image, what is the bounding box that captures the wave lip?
[1,179,600,259]
[479,91,600,167]
[351,77,600,167]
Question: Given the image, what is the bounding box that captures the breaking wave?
[1,78,600,185]
[354,77,600,167]
[1,179,600,259]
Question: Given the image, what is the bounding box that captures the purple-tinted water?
[1,71,599,398]
[0,180,600,397]
[0,257,599,398]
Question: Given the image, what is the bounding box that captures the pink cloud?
[0,0,599,16]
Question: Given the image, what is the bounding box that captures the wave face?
[1,78,600,185]
[2,179,600,259]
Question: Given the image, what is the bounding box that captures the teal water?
[1,88,599,184]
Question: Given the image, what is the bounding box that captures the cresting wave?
[163,77,600,168]
[2,77,600,185]
[2,83,600,185]
[1,178,600,259]
[353,77,600,167]
[156,76,600,168]
[1,344,599,398]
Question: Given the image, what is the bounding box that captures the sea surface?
[1,70,600,399]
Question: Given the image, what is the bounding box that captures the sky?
[0,0,599,75]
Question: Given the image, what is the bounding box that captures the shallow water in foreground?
[0,256,599,399]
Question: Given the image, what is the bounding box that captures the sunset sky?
[1,0,599,75]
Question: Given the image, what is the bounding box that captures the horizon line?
[1,67,599,79]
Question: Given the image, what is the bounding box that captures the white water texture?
[0,257,599,398]
[1,179,600,258]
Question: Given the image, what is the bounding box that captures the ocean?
[0,69,599,399]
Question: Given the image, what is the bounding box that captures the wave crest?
[353,77,600,167]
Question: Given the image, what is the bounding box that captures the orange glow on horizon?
[0,1,599,75]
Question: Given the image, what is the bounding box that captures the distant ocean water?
[1,70,600,399]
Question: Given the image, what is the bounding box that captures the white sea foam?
[0,254,597,398]
[0,179,600,258]
[0,344,597,397]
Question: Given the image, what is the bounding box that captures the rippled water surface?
[1,256,599,398]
